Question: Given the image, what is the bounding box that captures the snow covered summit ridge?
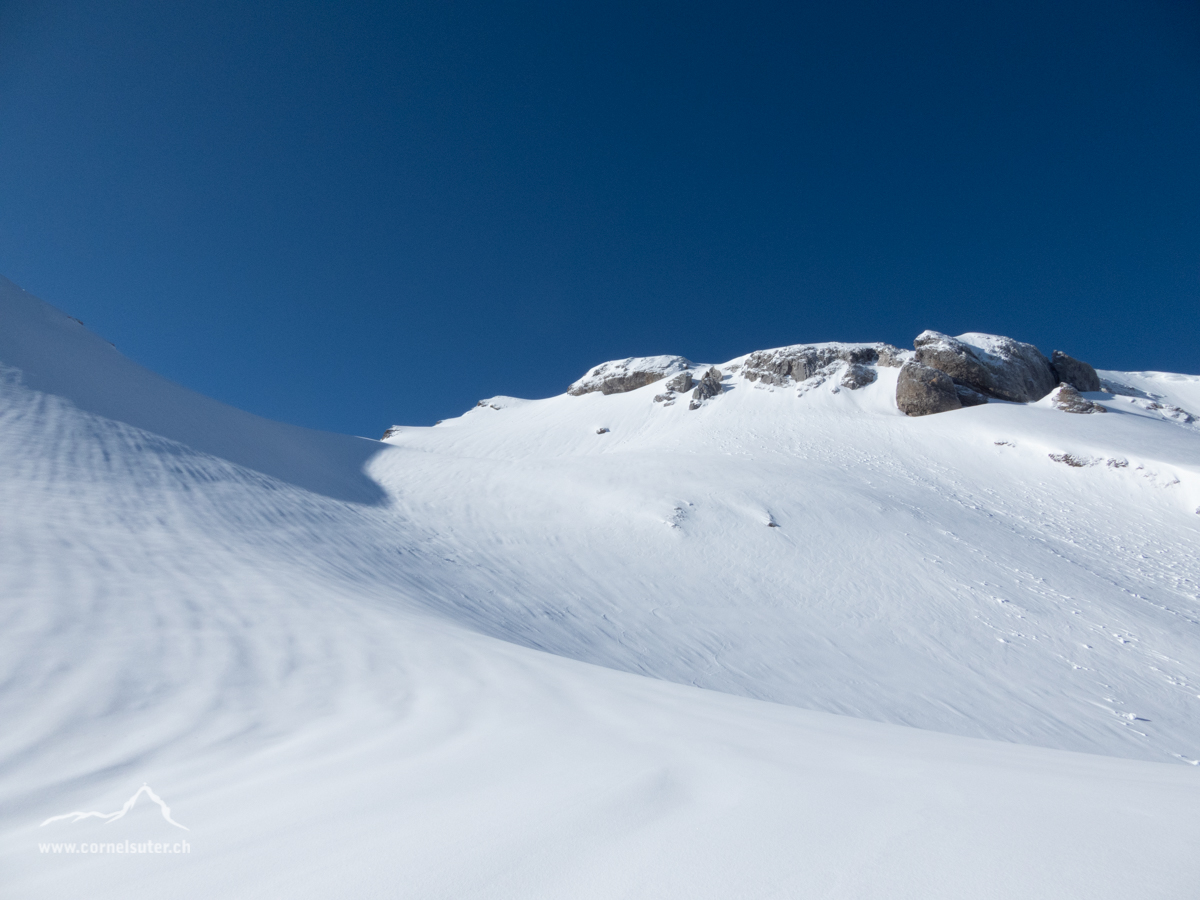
[557,333,1113,420]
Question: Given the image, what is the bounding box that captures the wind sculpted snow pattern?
[2,274,1199,898]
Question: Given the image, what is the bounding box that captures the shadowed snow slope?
[2,278,1199,899]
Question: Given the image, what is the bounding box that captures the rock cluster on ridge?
[898,332,1105,417]
[564,333,1105,421]
[741,342,904,386]
[568,356,691,396]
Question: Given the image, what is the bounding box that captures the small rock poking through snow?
[1047,383,1107,415]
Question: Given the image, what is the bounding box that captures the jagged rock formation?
[1051,351,1101,393]
[914,332,1058,404]
[741,343,904,387]
[568,356,691,396]
[1047,383,1107,414]
[689,367,723,410]
[896,361,963,417]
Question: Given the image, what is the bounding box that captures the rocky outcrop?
[741,343,904,387]
[568,356,691,396]
[1047,383,1107,414]
[689,367,723,410]
[896,361,962,417]
[913,331,1057,403]
[1050,351,1101,393]
[664,371,694,393]
[840,363,877,390]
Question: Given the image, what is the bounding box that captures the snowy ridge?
[3,276,1200,898]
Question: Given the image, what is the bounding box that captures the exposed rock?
[955,384,989,407]
[912,331,991,390]
[896,361,962,417]
[381,426,402,440]
[1050,351,1101,393]
[741,342,902,386]
[840,363,877,390]
[1047,383,1107,414]
[1049,452,1098,468]
[568,356,691,396]
[876,345,908,368]
[914,331,1057,403]
[952,332,1058,401]
[689,367,723,410]
[596,427,610,434]
[664,371,694,393]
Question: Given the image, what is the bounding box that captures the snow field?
[2,276,1199,897]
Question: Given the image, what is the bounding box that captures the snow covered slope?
[378,347,1200,764]
[2,275,1199,898]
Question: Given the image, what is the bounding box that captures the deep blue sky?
[1,0,1198,435]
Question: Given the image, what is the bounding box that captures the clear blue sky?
[1,0,1198,436]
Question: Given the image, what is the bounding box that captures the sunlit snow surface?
[2,275,1199,898]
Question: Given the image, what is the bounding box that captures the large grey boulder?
[896,361,963,417]
[914,331,1057,403]
[1051,351,1101,393]
[1047,383,1107,414]
[568,355,691,396]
